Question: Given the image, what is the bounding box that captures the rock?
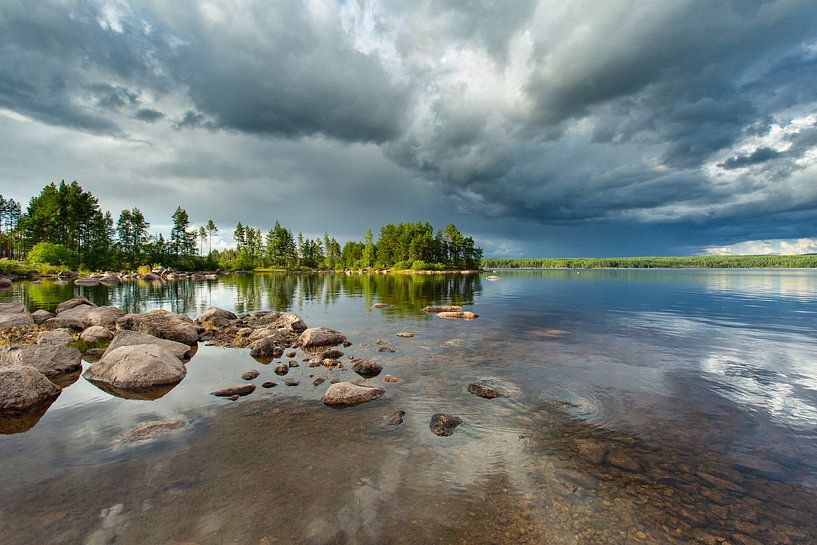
[123,420,185,443]
[352,359,383,378]
[487,275,500,281]
[0,277,11,289]
[423,305,462,313]
[249,336,285,359]
[436,311,479,320]
[247,327,289,343]
[116,310,199,345]
[312,377,325,387]
[31,309,54,325]
[321,358,343,368]
[286,351,297,358]
[0,302,34,329]
[80,325,113,344]
[84,344,187,390]
[430,414,462,436]
[467,382,505,399]
[74,278,100,287]
[253,312,307,333]
[572,438,608,465]
[104,330,194,362]
[84,306,122,327]
[299,327,347,349]
[0,344,82,377]
[141,272,161,282]
[383,374,400,383]
[606,450,641,472]
[284,378,299,386]
[372,303,391,309]
[228,395,239,401]
[395,332,414,338]
[0,365,61,411]
[84,347,106,362]
[195,307,237,329]
[377,346,396,353]
[288,360,299,367]
[274,363,289,375]
[241,369,260,380]
[36,328,74,346]
[261,381,277,388]
[210,384,255,397]
[50,304,94,328]
[57,270,78,280]
[322,382,385,408]
[318,348,344,359]
[385,410,405,426]
[342,340,352,348]
[55,296,96,315]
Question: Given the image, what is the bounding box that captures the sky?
[1,1,817,257]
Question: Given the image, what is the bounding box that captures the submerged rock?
[322,382,385,408]
[385,410,405,426]
[211,384,256,397]
[352,359,383,379]
[84,344,187,391]
[572,438,608,465]
[0,344,82,377]
[299,327,347,349]
[104,330,194,362]
[123,420,185,443]
[36,328,74,346]
[429,413,462,436]
[0,365,61,411]
[0,302,35,329]
[116,310,199,346]
[467,382,506,399]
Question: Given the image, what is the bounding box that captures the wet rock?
[274,363,289,375]
[322,382,385,408]
[429,414,462,436]
[123,420,185,443]
[0,302,35,329]
[84,344,187,390]
[195,307,237,329]
[286,351,297,358]
[36,328,74,346]
[55,296,95,314]
[0,344,82,377]
[31,309,54,325]
[352,359,383,378]
[104,330,194,362]
[211,384,256,397]
[284,378,299,386]
[0,364,61,410]
[241,369,260,380]
[423,305,463,313]
[116,310,199,346]
[261,380,277,388]
[395,331,414,338]
[385,410,405,426]
[299,327,347,349]
[250,336,285,359]
[468,382,505,399]
[80,325,113,344]
[436,311,479,320]
[383,374,400,383]
[312,377,325,387]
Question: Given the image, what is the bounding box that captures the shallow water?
[2,270,817,544]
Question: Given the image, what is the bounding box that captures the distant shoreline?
[481,255,817,269]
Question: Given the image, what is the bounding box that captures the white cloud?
[704,238,817,256]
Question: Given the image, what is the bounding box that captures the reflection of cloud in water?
[701,270,817,301]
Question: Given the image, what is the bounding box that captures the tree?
[234,222,245,250]
[116,208,150,269]
[206,219,217,254]
[198,226,207,256]
[362,228,375,268]
[170,207,194,258]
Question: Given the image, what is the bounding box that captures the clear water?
[1,270,817,544]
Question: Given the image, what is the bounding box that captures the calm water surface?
[2,270,817,544]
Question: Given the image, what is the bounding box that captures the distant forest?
[482,256,817,269]
[0,180,482,272]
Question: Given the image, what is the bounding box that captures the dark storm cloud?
[719,147,782,170]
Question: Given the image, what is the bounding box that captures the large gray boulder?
[254,312,307,333]
[36,328,74,346]
[116,310,199,346]
[0,344,82,377]
[299,327,347,350]
[195,307,237,329]
[0,302,34,329]
[31,309,55,325]
[84,344,187,390]
[322,382,384,408]
[84,306,122,327]
[103,330,194,362]
[55,296,96,315]
[0,365,61,411]
[80,325,113,344]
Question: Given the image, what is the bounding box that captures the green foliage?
[27,242,73,266]
[116,208,150,269]
[481,255,817,269]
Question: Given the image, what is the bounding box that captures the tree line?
[4,180,482,272]
[481,255,817,269]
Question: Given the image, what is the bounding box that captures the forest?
[0,181,482,273]
[482,255,817,269]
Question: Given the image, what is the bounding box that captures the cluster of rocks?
[422,305,479,320]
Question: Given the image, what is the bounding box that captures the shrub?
[27,242,72,266]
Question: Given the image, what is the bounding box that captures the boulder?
[103,330,194,362]
[116,310,199,345]
[436,311,479,320]
[31,309,54,325]
[322,382,385,408]
[45,304,95,330]
[195,307,237,329]
[0,365,61,411]
[423,305,462,313]
[74,278,100,287]
[80,325,113,344]
[84,344,187,390]
[299,327,347,350]
[0,277,11,289]
[352,359,383,379]
[0,302,34,329]
[0,344,82,377]
[57,270,78,280]
[430,414,462,436]
[84,306,122,327]
[249,336,286,359]
[36,328,74,346]
[211,384,255,397]
[55,296,96,314]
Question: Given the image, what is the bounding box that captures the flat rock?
[31,309,54,325]
[0,302,35,329]
[37,328,74,346]
[0,344,82,377]
[312,377,325,387]
[123,420,185,443]
[352,359,383,378]
[423,305,462,313]
[84,344,187,390]
[80,325,113,344]
[395,332,414,338]
[430,413,462,436]
[116,310,199,346]
[104,330,194,362]
[0,365,61,411]
[322,382,385,408]
[195,307,237,329]
[241,369,260,380]
[55,296,96,315]
[436,311,479,320]
[372,303,391,309]
[299,327,347,349]
[211,384,255,397]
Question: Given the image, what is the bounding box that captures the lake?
[1,269,817,544]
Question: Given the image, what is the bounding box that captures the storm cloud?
[1,0,817,255]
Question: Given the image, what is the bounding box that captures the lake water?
[2,270,817,544]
